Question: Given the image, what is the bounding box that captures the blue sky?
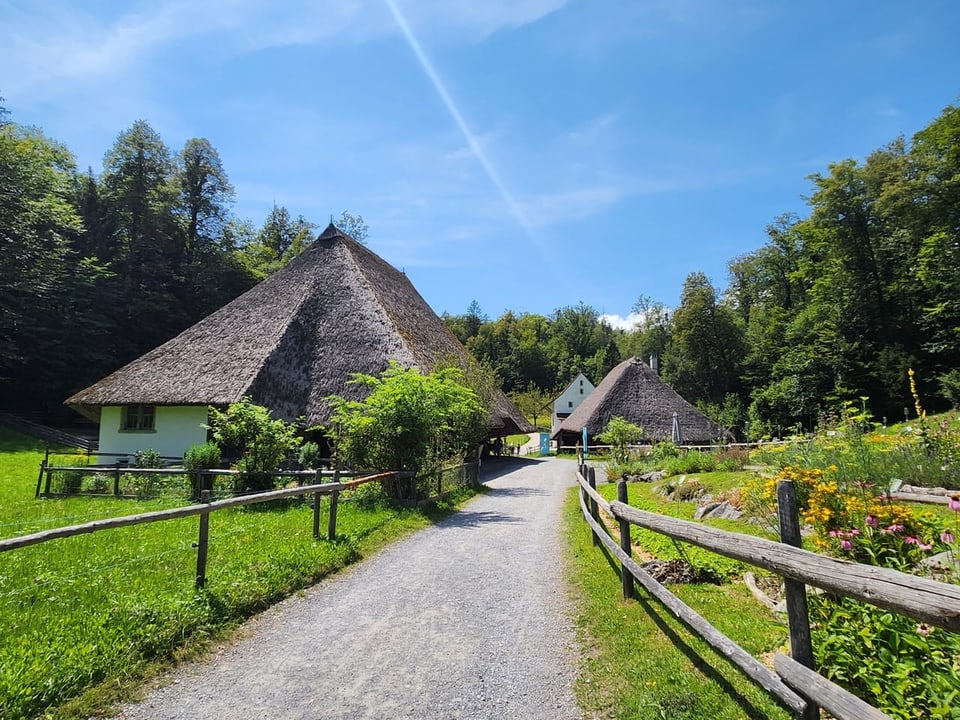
[2,1,958,328]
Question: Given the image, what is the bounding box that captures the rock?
[639,470,665,482]
[640,559,709,584]
[694,500,743,521]
[920,551,960,574]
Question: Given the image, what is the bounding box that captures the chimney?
[649,353,659,374]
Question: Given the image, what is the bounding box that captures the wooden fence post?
[113,463,122,497]
[312,468,322,539]
[328,490,339,541]
[618,479,634,599]
[35,459,46,498]
[195,489,211,589]
[777,480,818,720]
[588,466,600,547]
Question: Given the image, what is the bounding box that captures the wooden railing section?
[575,463,960,720]
[3,471,397,588]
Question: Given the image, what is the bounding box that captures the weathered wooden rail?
[35,463,344,499]
[4,471,397,588]
[575,463,960,720]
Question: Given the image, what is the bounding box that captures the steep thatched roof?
[553,356,727,443]
[66,224,530,435]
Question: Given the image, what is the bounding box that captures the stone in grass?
[640,559,719,585]
[694,500,744,521]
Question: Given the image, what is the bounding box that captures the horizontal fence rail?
[572,463,958,720]
[4,472,397,554]
[608,500,960,632]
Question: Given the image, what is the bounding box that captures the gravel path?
[116,457,583,720]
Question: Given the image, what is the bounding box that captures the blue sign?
[539,432,550,456]
[582,426,589,457]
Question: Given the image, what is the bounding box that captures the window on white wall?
[121,404,155,431]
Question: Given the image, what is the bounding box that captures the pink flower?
[849,529,861,536]
[942,530,955,544]
[904,536,919,545]
[918,542,933,551]
[887,524,906,533]
[840,539,853,551]
[949,495,960,512]
[829,530,839,538]
[865,515,879,527]
[916,623,931,636]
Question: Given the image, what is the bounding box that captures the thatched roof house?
[67,224,529,458]
[552,356,727,446]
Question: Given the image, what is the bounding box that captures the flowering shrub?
[745,461,960,718]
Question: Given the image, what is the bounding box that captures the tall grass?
[0,427,467,719]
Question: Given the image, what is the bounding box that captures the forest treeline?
[0,103,365,416]
[445,103,960,437]
[2,98,958,437]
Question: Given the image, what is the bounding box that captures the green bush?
[663,451,718,475]
[940,369,960,409]
[651,441,680,462]
[811,595,960,719]
[134,448,163,469]
[183,442,221,470]
[298,441,322,470]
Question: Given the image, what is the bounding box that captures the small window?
[568,401,574,408]
[579,388,583,394]
[579,379,583,386]
[122,404,155,431]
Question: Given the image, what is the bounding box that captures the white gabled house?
[551,372,595,435]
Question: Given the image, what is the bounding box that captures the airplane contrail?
[383,0,545,255]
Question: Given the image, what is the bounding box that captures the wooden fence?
[35,462,347,499]
[5,471,397,588]
[575,463,960,720]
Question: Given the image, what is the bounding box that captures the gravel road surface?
[115,457,583,720]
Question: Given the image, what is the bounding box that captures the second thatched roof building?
[552,356,727,447]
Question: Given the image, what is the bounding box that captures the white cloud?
[599,312,644,331]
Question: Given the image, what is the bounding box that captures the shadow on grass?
[634,592,779,720]
[0,425,60,454]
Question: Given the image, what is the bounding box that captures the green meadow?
[0,427,467,719]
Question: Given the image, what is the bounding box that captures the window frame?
[121,404,156,432]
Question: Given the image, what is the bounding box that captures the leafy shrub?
[183,442,221,470]
[346,479,387,509]
[297,441,322,470]
[939,368,960,410]
[663,451,718,475]
[811,595,960,720]
[650,441,680,463]
[134,448,163,469]
[49,469,83,494]
[596,416,644,463]
[208,398,302,493]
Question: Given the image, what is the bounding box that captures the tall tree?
[177,137,234,255]
[101,120,186,357]
[336,211,368,244]
[0,123,83,405]
[665,272,745,405]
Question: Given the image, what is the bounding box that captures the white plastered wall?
[97,406,208,462]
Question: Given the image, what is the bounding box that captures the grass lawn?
[0,427,474,720]
[564,471,794,720]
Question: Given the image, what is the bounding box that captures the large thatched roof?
[66,224,530,435]
[553,356,726,443]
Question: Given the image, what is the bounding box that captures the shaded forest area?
[2,99,959,438]
[0,104,363,418]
